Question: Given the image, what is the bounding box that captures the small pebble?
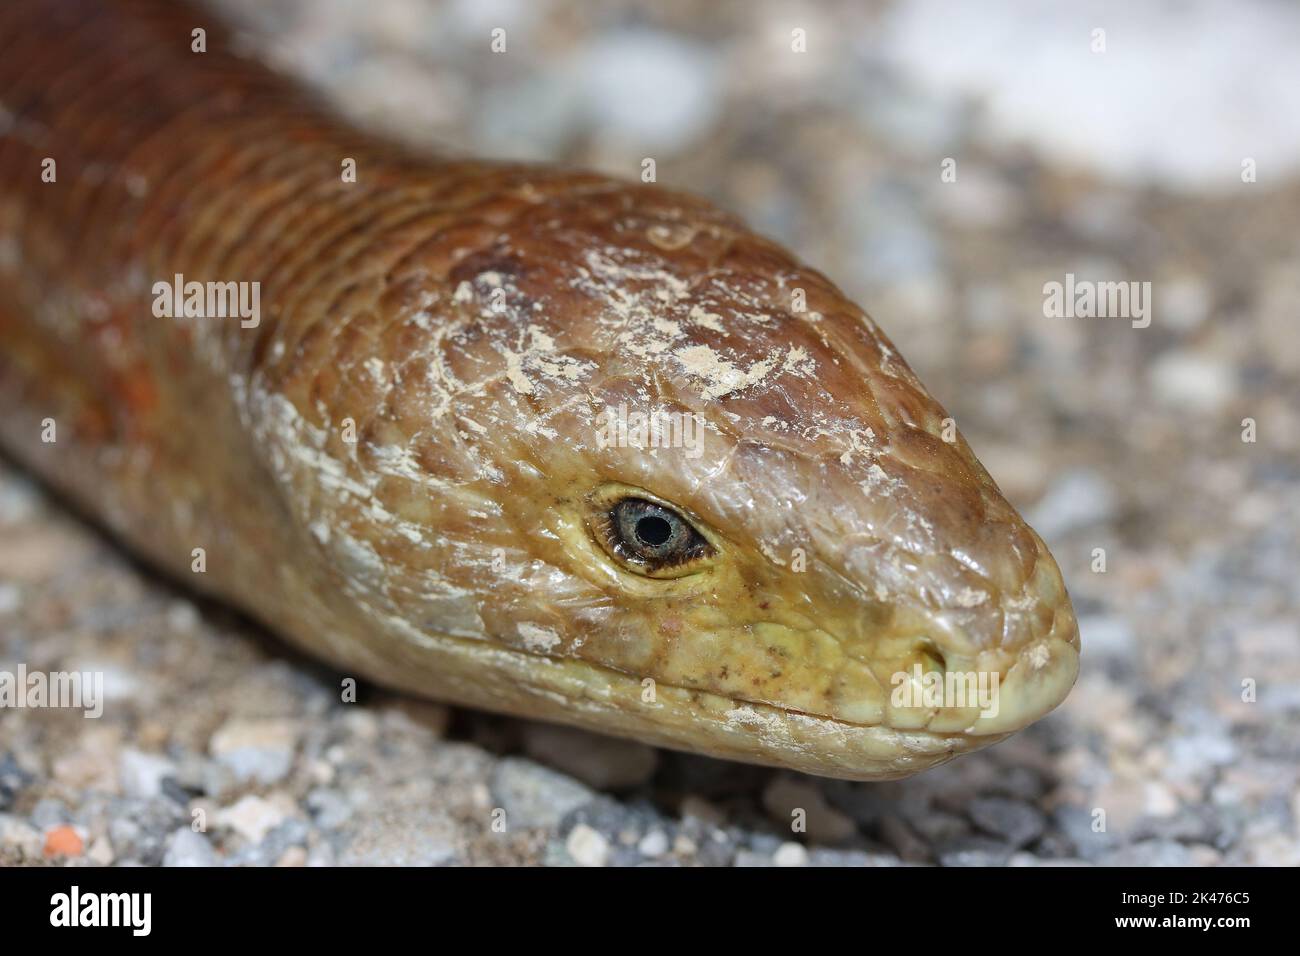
[566,824,609,867]
[306,788,353,829]
[967,796,1047,848]
[523,724,658,790]
[762,776,858,843]
[637,829,669,859]
[216,794,296,844]
[773,842,809,867]
[163,828,219,867]
[1102,839,1195,867]
[0,583,21,614]
[275,845,308,867]
[209,718,299,785]
[1149,351,1235,414]
[938,836,1013,867]
[489,758,594,830]
[86,835,115,866]
[679,795,726,827]
[42,824,85,859]
[119,749,177,799]
[1027,469,1117,539]
[0,814,43,860]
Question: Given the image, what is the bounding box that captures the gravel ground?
[2,0,1298,866]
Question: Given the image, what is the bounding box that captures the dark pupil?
[610,497,709,569]
[635,515,673,547]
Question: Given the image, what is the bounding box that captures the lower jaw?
[338,618,1011,780]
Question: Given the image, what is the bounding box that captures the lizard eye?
[592,496,714,577]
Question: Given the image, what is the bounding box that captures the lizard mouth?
[367,609,1078,780]
[557,618,1080,736]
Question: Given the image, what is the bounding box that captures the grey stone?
[106,797,187,866]
[163,827,219,867]
[808,847,906,867]
[522,723,658,790]
[938,836,1014,867]
[967,796,1047,848]
[1053,803,1117,861]
[1027,468,1117,539]
[119,749,177,800]
[1101,839,1196,867]
[0,753,31,812]
[306,788,353,829]
[903,805,971,844]
[0,813,42,859]
[29,797,69,830]
[209,718,298,786]
[488,757,595,830]
[1076,615,1136,661]
[879,814,932,863]
[572,30,720,152]
[821,780,897,826]
[987,765,1048,801]
[1134,805,1221,845]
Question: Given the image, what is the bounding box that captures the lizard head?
[263,172,1079,780]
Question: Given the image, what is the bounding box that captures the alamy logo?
[151,272,260,328]
[890,664,1000,719]
[0,665,103,718]
[1043,272,1151,328]
[50,886,151,936]
[595,403,704,459]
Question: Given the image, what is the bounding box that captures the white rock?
[119,749,176,799]
[215,794,297,844]
[565,824,609,867]
[209,718,299,785]
[773,842,810,867]
[1028,469,1117,539]
[0,583,20,614]
[1076,616,1135,659]
[165,600,199,632]
[92,663,143,703]
[1143,782,1180,818]
[163,828,220,867]
[637,829,670,859]
[0,814,42,859]
[86,836,115,866]
[574,31,720,152]
[489,758,594,830]
[881,0,1300,190]
[1149,351,1235,414]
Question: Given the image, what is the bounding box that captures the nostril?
[916,640,947,675]
[915,642,946,671]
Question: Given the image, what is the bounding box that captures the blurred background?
[1,0,1297,866]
